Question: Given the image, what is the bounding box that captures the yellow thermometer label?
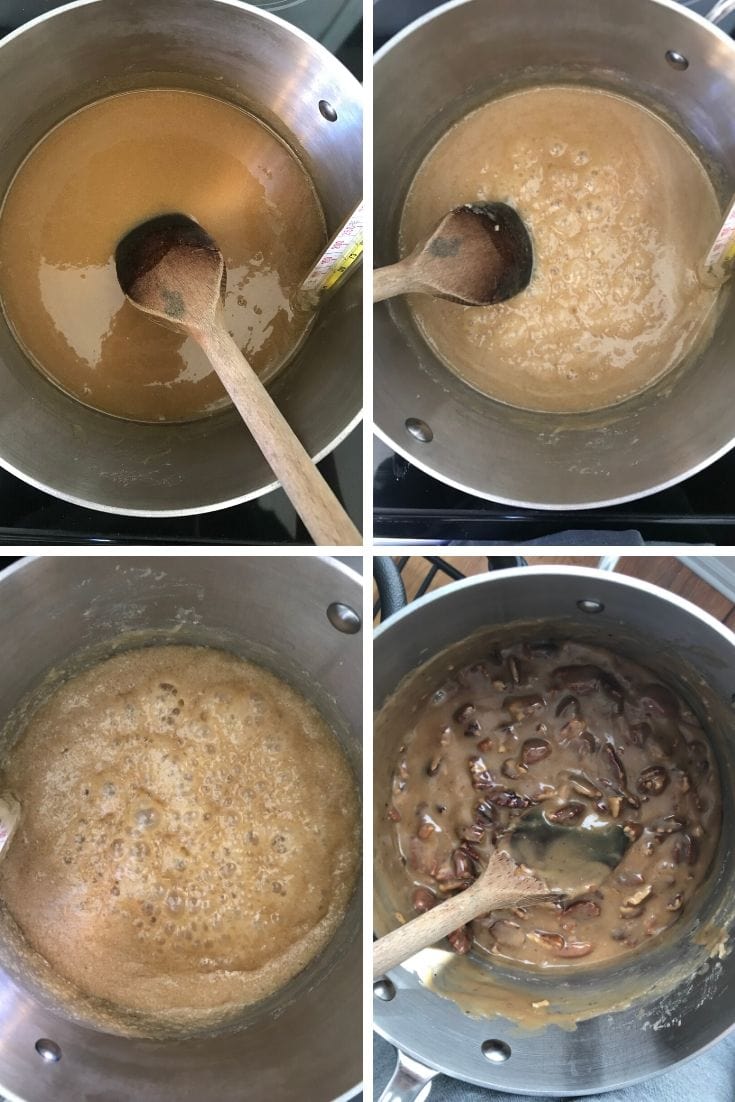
[705,196,735,276]
[301,201,363,295]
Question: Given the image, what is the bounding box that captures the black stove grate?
[373,445,735,544]
[374,554,526,620]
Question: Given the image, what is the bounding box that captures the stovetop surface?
[373,0,735,545]
[374,438,735,544]
[0,4,362,546]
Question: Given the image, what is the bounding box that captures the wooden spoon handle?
[374,882,492,979]
[199,323,361,546]
[373,260,422,303]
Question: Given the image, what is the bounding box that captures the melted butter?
[401,85,722,414]
[0,645,359,1030]
[0,90,326,423]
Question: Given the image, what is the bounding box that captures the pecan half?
[521,737,552,765]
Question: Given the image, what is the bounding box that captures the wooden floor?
[374,556,735,627]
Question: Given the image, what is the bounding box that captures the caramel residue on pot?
[694,922,730,960]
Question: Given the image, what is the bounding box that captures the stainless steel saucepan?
[374,0,735,509]
[374,562,735,1097]
[0,0,362,516]
[0,555,362,1102]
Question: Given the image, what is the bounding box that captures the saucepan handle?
[378,1050,439,1102]
[373,557,528,624]
[705,0,735,25]
[374,557,408,621]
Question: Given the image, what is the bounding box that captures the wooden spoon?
[373,850,555,978]
[373,202,533,306]
[115,213,361,547]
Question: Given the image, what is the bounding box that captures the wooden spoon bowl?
[115,213,361,546]
[373,202,533,306]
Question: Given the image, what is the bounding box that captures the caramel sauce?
[387,640,720,970]
[0,90,326,422]
[0,646,359,1027]
[401,86,722,413]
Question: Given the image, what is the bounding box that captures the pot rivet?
[577,598,605,614]
[405,418,433,444]
[35,1039,61,1063]
[319,100,338,122]
[481,1040,511,1063]
[327,602,361,634]
[665,50,689,70]
[373,978,396,1001]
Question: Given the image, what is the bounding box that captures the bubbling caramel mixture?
[0,90,326,422]
[401,86,722,413]
[0,646,359,1024]
[388,641,720,969]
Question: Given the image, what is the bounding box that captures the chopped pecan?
[489,789,533,810]
[454,702,476,723]
[619,901,645,919]
[529,930,565,951]
[673,831,699,866]
[504,693,545,720]
[637,765,669,796]
[555,694,581,719]
[567,772,602,799]
[447,926,473,954]
[521,737,552,765]
[475,800,497,823]
[508,655,523,685]
[452,849,474,880]
[625,884,652,907]
[462,821,485,844]
[603,744,627,786]
[557,941,593,958]
[563,899,602,918]
[650,816,685,835]
[560,718,586,742]
[412,887,436,913]
[468,756,496,790]
[547,801,585,824]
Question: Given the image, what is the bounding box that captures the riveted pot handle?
[379,1050,439,1102]
[706,0,735,25]
[374,557,408,622]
